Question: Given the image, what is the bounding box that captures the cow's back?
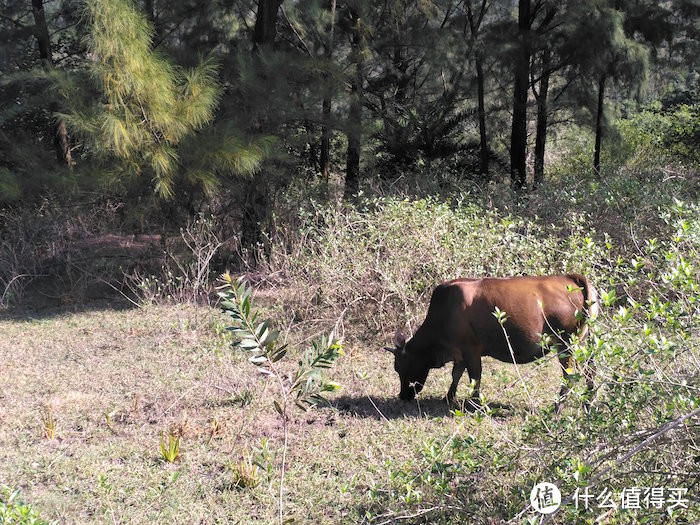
[412,275,587,364]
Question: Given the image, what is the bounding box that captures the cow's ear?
[394,329,406,348]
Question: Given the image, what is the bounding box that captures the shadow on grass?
[332,394,514,420]
[0,294,136,322]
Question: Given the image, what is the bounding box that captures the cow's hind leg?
[555,351,573,414]
[583,356,596,411]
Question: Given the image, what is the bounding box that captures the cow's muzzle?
[399,390,414,401]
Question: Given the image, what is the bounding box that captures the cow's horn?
[383,346,395,354]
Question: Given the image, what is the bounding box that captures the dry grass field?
[0,300,564,524]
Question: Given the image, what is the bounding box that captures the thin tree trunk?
[319,0,336,183]
[253,0,283,51]
[32,0,51,59]
[466,0,489,179]
[510,0,530,190]
[534,48,550,186]
[242,0,283,250]
[344,78,361,198]
[32,0,72,168]
[476,57,489,179]
[320,96,332,180]
[344,10,362,199]
[593,73,606,176]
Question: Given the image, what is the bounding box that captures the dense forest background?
[1,1,698,304]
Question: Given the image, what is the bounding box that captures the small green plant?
[254,437,275,488]
[228,446,261,489]
[40,406,56,440]
[105,408,118,431]
[0,485,55,525]
[217,274,343,524]
[159,431,181,463]
[232,389,253,407]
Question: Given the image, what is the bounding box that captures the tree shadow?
[331,394,515,420]
[0,294,136,322]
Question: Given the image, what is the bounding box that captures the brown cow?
[386,274,598,409]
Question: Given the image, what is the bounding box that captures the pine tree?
[586,5,649,174]
[65,0,222,197]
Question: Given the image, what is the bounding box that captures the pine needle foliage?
[67,0,221,198]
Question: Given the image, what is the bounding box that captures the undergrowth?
[261,168,699,523]
[0,486,54,525]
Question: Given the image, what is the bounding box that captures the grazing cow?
[385,274,598,409]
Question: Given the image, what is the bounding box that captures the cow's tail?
[567,273,598,398]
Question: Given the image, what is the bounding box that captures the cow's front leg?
[444,362,466,403]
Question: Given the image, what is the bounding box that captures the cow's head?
[385,329,430,401]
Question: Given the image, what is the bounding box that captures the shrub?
[126,214,225,307]
[619,103,700,167]
[0,486,55,525]
[264,194,602,335]
[259,169,698,524]
[356,198,699,524]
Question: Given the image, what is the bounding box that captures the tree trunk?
[242,0,283,250]
[32,0,72,168]
[320,96,332,181]
[593,73,606,176]
[253,0,283,51]
[344,11,362,199]
[320,0,336,183]
[534,48,550,186]
[144,0,155,24]
[344,78,361,198]
[476,57,489,179]
[466,0,489,179]
[32,0,51,60]
[510,0,530,190]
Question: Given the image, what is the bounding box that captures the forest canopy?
[1,1,697,210]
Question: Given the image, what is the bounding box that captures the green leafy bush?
[265,193,602,334]
[360,200,697,523]
[619,102,700,167]
[263,171,698,524]
[0,486,54,525]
